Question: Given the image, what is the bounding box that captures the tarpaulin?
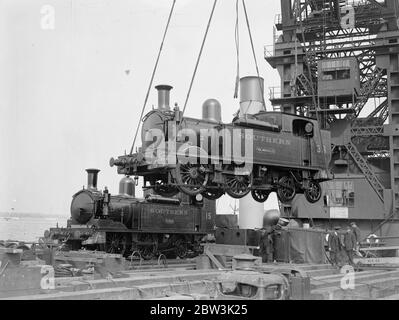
[274,228,327,264]
[216,214,239,229]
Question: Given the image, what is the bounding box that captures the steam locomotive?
[49,76,331,258]
[111,77,332,205]
[48,169,216,259]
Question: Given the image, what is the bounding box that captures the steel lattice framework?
[266,0,399,231]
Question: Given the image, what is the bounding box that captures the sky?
[0,0,283,216]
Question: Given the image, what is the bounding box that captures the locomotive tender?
[111,78,332,205]
[49,169,215,258]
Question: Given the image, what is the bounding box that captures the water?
[0,213,67,242]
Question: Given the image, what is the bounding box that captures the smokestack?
[238,76,265,230]
[155,85,173,110]
[239,76,265,117]
[86,168,100,190]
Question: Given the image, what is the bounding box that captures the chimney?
[239,76,265,117]
[155,85,173,110]
[86,168,100,190]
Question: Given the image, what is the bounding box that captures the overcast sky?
[0,0,283,216]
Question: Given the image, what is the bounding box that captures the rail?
[264,27,279,58]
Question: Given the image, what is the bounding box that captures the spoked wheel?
[304,180,322,203]
[277,176,296,204]
[251,189,271,203]
[202,182,224,200]
[106,233,127,255]
[175,240,188,259]
[175,163,209,196]
[140,245,155,260]
[225,174,251,199]
[138,234,156,260]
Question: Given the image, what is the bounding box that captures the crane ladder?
[346,141,385,202]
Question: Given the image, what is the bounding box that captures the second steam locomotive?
[49,169,215,258]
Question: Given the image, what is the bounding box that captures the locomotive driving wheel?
[225,174,251,199]
[251,189,271,203]
[105,233,127,255]
[175,239,188,259]
[277,176,296,204]
[304,180,322,203]
[140,245,155,260]
[202,182,224,200]
[175,163,209,196]
[138,235,156,260]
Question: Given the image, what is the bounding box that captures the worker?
[328,226,341,267]
[259,226,274,263]
[350,222,361,250]
[343,226,357,266]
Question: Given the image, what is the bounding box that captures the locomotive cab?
[254,112,319,140]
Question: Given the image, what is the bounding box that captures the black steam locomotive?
[48,169,216,259]
[111,84,331,205]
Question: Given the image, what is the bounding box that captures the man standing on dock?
[343,226,357,266]
[328,227,341,267]
[259,226,274,263]
[350,222,362,255]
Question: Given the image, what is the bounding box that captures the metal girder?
[370,210,398,235]
[366,99,389,123]
[366,151,390,159]
[348,67,385,118]
[292,0,394,35]
[351,126,384,137]
[296,73,316,96]
[345,141,385,202]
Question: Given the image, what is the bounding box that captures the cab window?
[292,119,314,137]
[321,69,350,81]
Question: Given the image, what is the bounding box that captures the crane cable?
[299,10,329,174]
[129,0,177,155]
[181,0,218,117]
[241,0,266,111]
[234,0,240,99]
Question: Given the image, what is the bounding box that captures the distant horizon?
[0,211,68,218]
[0,209,244,217]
